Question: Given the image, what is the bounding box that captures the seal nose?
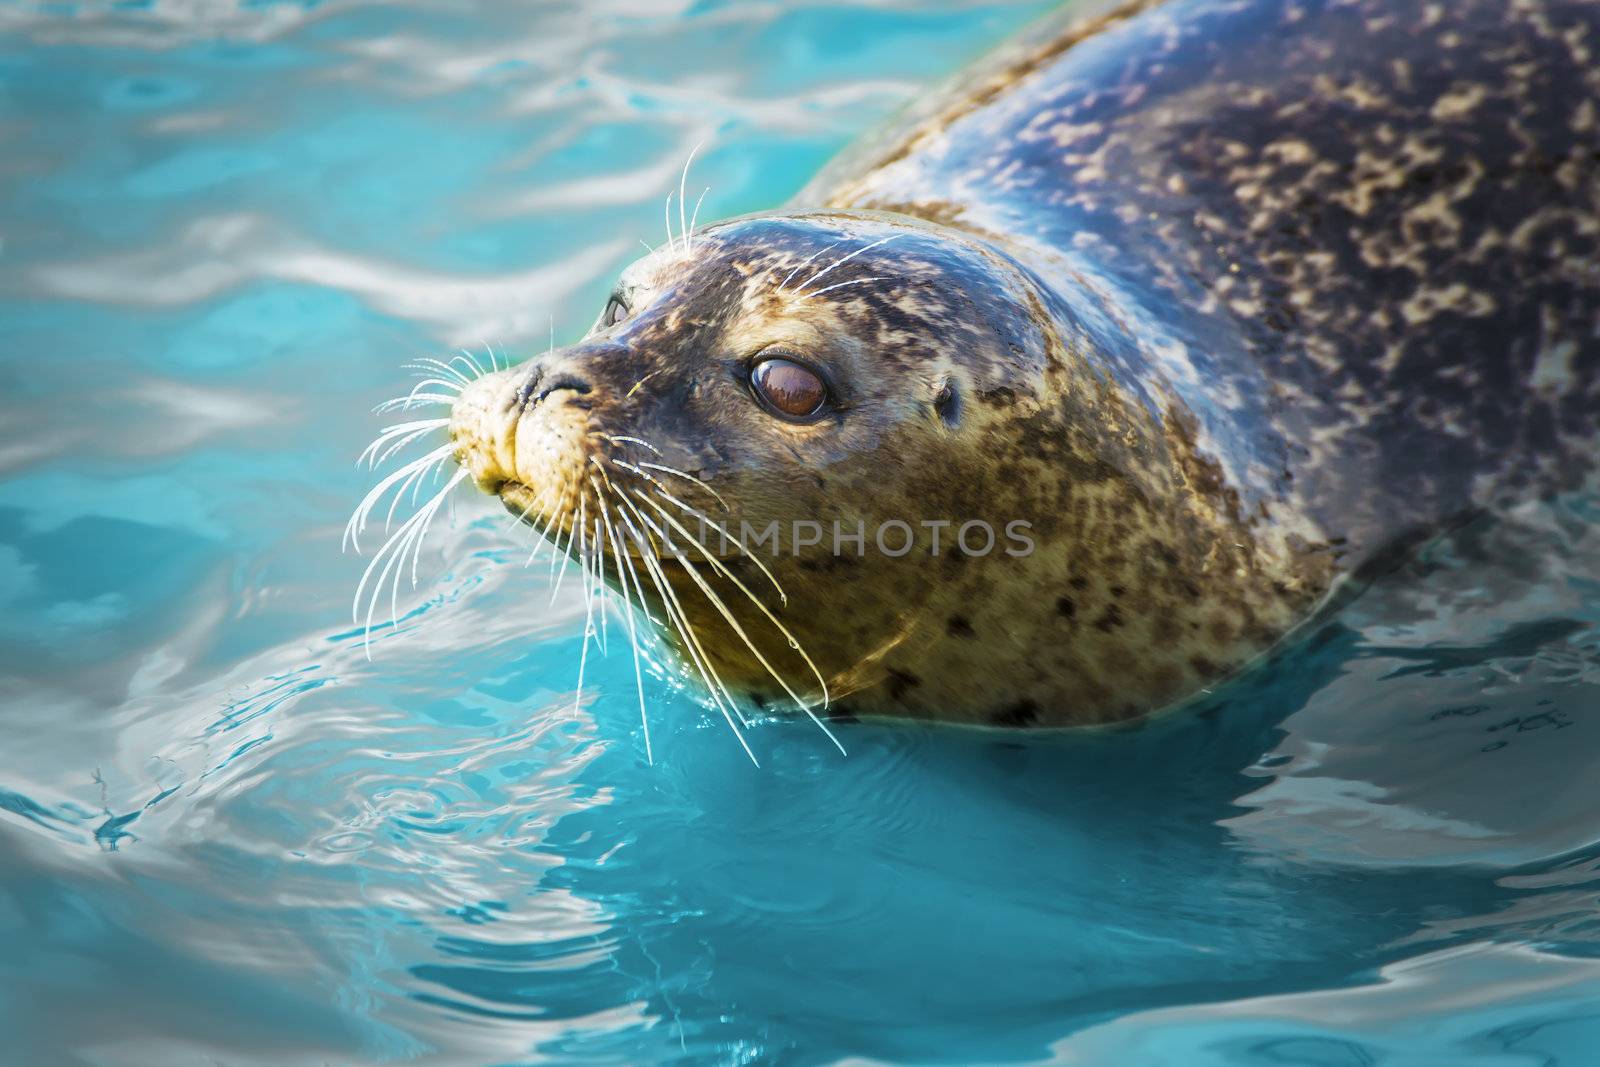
[513,361,593,410]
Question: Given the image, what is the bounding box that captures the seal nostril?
[534,374,593,405]
[513,365,545,410]
[513,365,594,410]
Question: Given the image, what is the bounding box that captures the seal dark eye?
[602,294,629,328]
[750,357,828,420]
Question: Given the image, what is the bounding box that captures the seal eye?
[750,357,828,420]
[602,295,629,328]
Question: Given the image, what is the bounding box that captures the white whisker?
[601,434,663,456]
[357,417,449,468]
[632,490,842,753]
[592,513,610,655]
[618,506,758,764]
[351,467,467,657]
[678,139,704,256]
[548,493,578,606]
[572,497,595,716]
[777,240,840,292]
[372,378,462,414]
[373,393,459,415]
[597,499,654,764]
[792,276,889,303]
[643,480,788,607]
[345,442,455,552]
[408,357,472,386]
[688,186,709,253]
[617,501,752,737]
[592,460,664,627]
[521,493,561,567]
[636,461,730,511]
[794,234,901,295]
[664,190,677,258]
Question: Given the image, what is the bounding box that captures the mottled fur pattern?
[816,0,1600,544]
[449,0,1599,727]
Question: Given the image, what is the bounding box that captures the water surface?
[3,2,1600,1064]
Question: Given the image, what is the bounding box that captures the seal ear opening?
[934,378,961,428]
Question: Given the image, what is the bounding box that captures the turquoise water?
[3,1,1600,1063]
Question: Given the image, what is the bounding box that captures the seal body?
[811,0,1600,551]
[443,0,1600,728]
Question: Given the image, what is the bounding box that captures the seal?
[379,0,1600,733]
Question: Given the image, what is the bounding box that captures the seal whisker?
[634,462,731,512]
[518,487,563,567]
[677,142,696,260]
[373,393,459,415]
[383,450,444,527]
[776,240,841,292]
[507,482,553,534]
[630,490,840,750]
[357,418,449,469]
[632,539,750,733]
[600,434,663,456]
[572,498,596,717]
[411,371,464,390]
[355,514,423,651]
[345,442,455,552]
[590,508,610,655]
[457,348,488,379]
[791,276,889,303]
[547,497,577,607]
[400,375,464,400]
[792,234,900,296]
[399,447,452,516]
[406,357,472,386]
[448,354,483,382]
[617,505,759,762]
[628,476,788,607]
[360,416,450,452]
[400,466,464,608]
[610,459,707,508]
[663,190,678,259]
[687,186,709,255]
[624,370,663,400]
[385,470,460,647]
[352,466,466,656]
[591,460,664,627]
[524,511,559,566]
[616,499,746,722]
[377,379,462,413]
[596,501,654,765]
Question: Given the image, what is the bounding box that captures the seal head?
[450,211,1328,725]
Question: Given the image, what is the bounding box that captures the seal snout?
[449,367,523,495]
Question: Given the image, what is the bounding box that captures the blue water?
[3,2,1600,1064]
